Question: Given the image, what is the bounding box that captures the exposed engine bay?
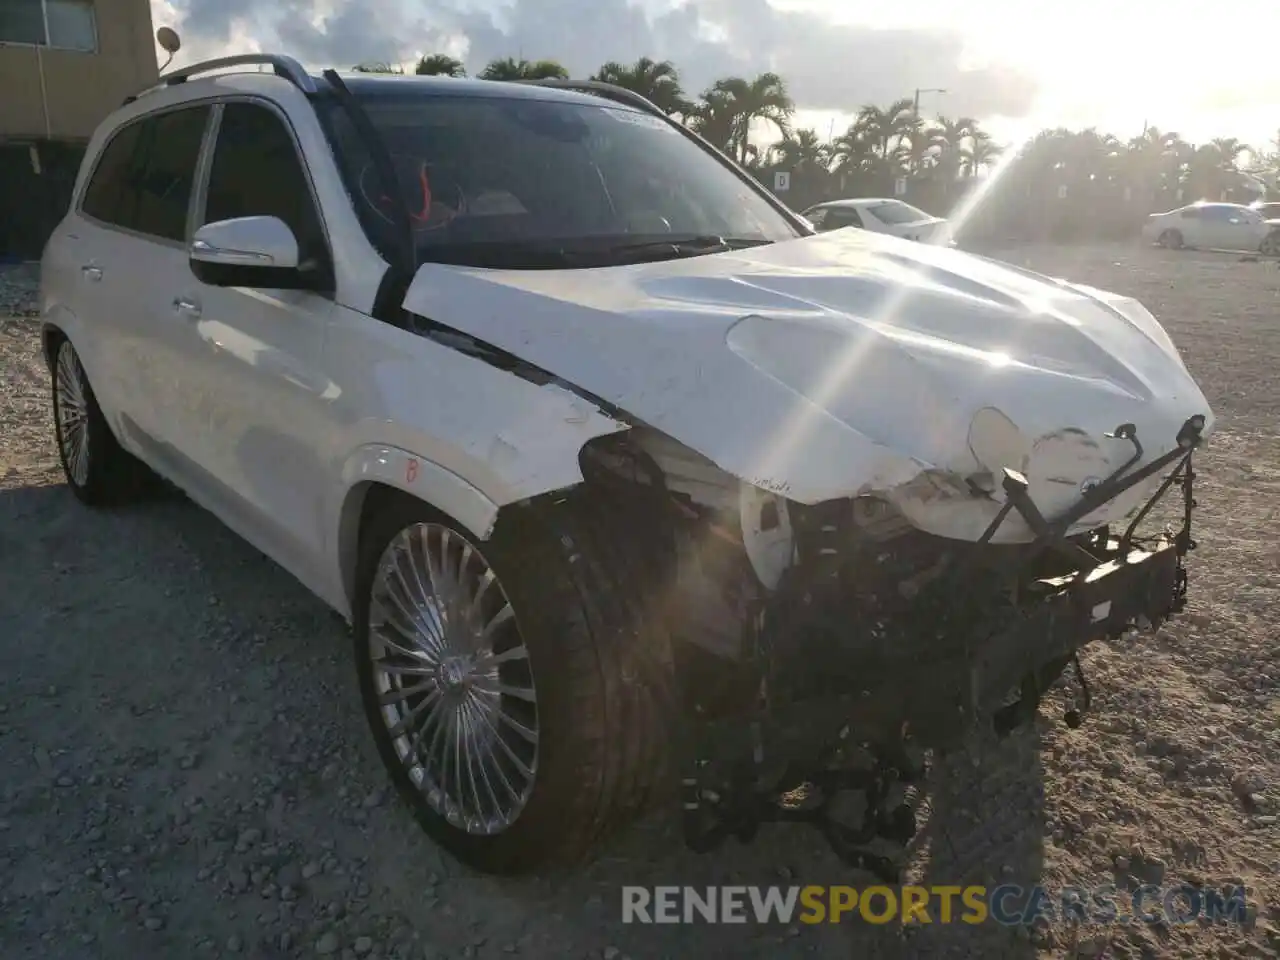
[574,414,1205,880]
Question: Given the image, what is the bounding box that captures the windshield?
[865,200,931,225]
[319,92,802,269]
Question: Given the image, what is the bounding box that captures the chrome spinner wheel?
[54,342,91,488]
[367,522,539,835]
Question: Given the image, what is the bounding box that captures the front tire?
[352,492,678,875]
[1157,228,1184,249]
[50,339,148,506]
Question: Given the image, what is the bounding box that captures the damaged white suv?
[41,54,1213,878]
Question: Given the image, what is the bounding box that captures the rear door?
[71,104,213,449]
[44,121,145,424]
[1197,205,1249,249]
[1177,206,1207,246]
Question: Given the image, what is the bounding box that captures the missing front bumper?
[676,415,1206,879]
[758,413,1204,743]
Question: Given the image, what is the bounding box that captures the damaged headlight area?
[568,413,1206,882]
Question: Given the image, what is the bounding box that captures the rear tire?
[1261,230,1280,257]
[50,338,152,506]
[1157,228,1183,249]
[352,490,678,875]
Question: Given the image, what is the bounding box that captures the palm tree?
[773,128,830,173]
[702,73,794,165]
[926,116,976,179]
[959,133,1002,177]
[1125,126,1185,204]
[688,87,740,155]
[479,58,569,81]
[1209,137,1249,173]
[1262,129,1280,178]
[415,54,466,77]
[830,126,875,176]
[590,57,690,116]
[853,99,916,163]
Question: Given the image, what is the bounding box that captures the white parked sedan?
[1142,201,1280,254]
[800,197,951,243]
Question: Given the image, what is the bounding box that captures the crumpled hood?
[403,229,1213,541]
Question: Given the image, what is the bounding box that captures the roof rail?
[519,78,666,120]
[124,54,317,105]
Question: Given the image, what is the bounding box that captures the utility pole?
[912,87,947,123]
[911,87,946,175]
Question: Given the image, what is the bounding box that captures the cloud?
[154,0,1037,120]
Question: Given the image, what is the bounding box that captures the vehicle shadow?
[0,481,1051,960]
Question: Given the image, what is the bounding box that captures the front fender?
[338,443,501,543]
[326,444,506,622]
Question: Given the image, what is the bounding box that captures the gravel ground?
[2,244,1279,960]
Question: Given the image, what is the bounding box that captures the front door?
[175,99,341,579]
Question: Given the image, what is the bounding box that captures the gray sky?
[150,0,1279,150]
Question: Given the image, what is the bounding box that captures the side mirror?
[189,216,328,291]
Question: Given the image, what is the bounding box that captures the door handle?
[172,296,202,319]
[81,265,102,282]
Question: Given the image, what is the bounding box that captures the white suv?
[42,54,1214,879]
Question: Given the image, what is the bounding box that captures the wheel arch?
[334,445,507,618]
[40,322,67,369]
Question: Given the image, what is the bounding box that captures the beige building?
[1,0,157,257]
[1,0,158,142]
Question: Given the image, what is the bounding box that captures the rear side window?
[202,102,326,258]
[81,122,143,226]
[81,106,211,241]
[827,208,863,229]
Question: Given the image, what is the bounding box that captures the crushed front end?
[589,414,1207,881]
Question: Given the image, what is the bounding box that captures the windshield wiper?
[414,235,775,270]
[601,235,774,262]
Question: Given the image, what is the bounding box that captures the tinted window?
[321,93,800,268]
[81,122,144,226]
[80,106,210,241]
[134,107,210,240]
[866,200,929,225]
[203,103,326,258]
[1199,205,1248,222]
[826,208,863,229]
